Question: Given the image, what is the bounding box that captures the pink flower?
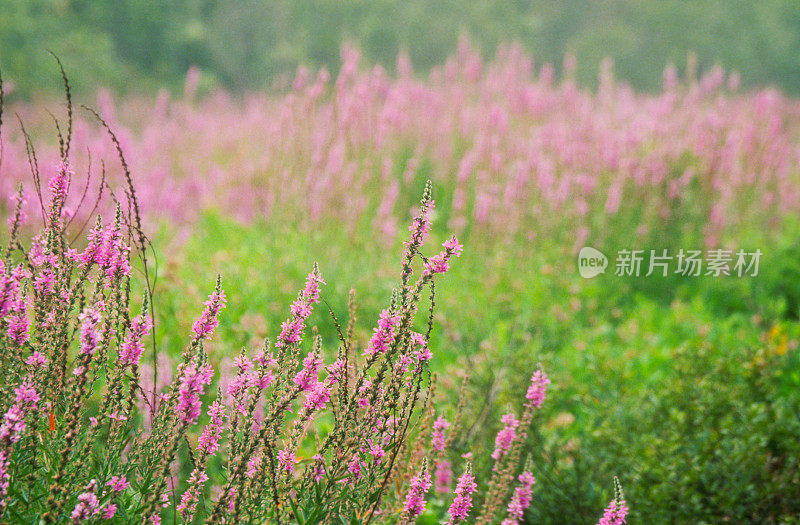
[33,268,56,294]
[101,503,117,519]
[597,500,629,525]
[277,318,304,347]
[404,460,432,519]
[106,475,130,492]
[293,351,323,391]
[198,401,226,455]
[0,407,26,444]
[70,481,100,521]
[14,380,39,407]
[276,267,324,348]
[79,305,104,357]
[6,292,28,344]
[49,160,72,213]
[492,412,520,461]
[431,416,450,452]
[443,236,464,256]
[363,308,400,358]
[254,349,276,367]
[255,369,275,390]
[233,354,253,373]
[25,351,48,367]
[245,454,261,478]
[366,438,385,463]
[0,450,9,508]
[501,471,536,525]
[177,468,210,520]
[119,311,152,367]
[0,269,19,318]
[0,380,39,444]
[423,235,463,276]
[347,455,362,482]
[278,448,296,474]
[325,358,347,384]
[435,460,453,493]
[191,283,226,342]
[176,363,214,424]
[303,382,330,413]
[525,369,551,409]
[311,454,325,482]
[109,410,127,422]
[411,332,432,362]
[303,266,325,304]
[597,477,628,525]
[78,213,132,279]
[447,463,477,524]
[357,380,372,409]
[406,196,434,252]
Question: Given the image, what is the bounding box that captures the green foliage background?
[3,0,800,96]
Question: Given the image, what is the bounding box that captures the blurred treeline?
[3,0,800,96]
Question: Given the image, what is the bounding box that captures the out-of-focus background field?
[3,2,800,523]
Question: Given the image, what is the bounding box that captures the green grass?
[133,209,800,523]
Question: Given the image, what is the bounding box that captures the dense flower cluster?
[4,44,796,257]
[0,73,631,524]
[448,463,477,524]
[597,477,629,525]
[404,459,432,519]
[119,309,152,367]
[502,471,535,525]
[176,362,214,424]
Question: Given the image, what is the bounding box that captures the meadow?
[1,45,799,523]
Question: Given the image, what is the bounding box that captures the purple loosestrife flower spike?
[176,363,214,424]
[277,265,324,348]
[526,369,551,409]
[79,305,103,356]
[106,476,130,493]
[191,276,226,343]
[492,410,520,461]
[293,350,324,391]
[404,458,432,520]
[597,476,628,525]
[501,470,536,525]
[25,351,47,367]
[177,469,209,520]
[435,460,453,493]
[303,381,331,413]
[48,159,72,227]
[431,415,450,452]
[119,295,152,368]
[72,304,103,378]
[178,401,225,521]
[0,262,18,317]
[447,462,477,524]
[198,401,226,455]
[0,379,40,510]
[6,295,28,344]
[278,448,296,474]
[70,480,100,521]
[407,181,434,248]
[363,308,400,357]
[423,235,463,276]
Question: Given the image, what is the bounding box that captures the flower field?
[1,46,799,523]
